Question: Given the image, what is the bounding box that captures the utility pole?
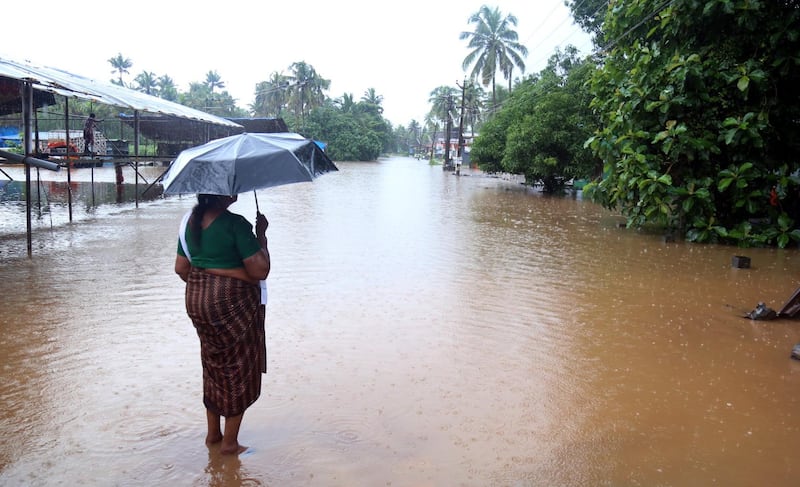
[454,80,468,175]
[443,94,453,170]
[456,79,467,159]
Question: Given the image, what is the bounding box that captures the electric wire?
[522,0,608,72]
[486,0,677,115]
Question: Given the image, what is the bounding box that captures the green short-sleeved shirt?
[177,210,261,269]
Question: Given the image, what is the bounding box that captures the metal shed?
[0,55,244,256]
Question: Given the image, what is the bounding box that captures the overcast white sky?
[3,0,593,127]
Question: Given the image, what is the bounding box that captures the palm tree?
[335,93,356,113]
[361,88,384,113]
[205,70,225,93]
[459,5,528,109]
[287,61,330,129]
[134,71,158,95]
[407,119,422,154]
[428,86,459,160]
[108,53,132,86]
[179,82,212,111]
[423,113,440,160]
[158,75,179,101]
[462,81,486,134]
[252,72,290,117]
[428,85,458,125]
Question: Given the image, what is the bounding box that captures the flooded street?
[1,157,799,486]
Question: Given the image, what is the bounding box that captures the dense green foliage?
[303,96,391,162]
[471,48,600,192]
[121,57,389,161]
[583,0,800,247]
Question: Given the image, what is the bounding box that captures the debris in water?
[745,302,777,320]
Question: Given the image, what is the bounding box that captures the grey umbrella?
[161,132,338,199]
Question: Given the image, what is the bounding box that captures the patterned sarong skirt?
[185,268,266,417]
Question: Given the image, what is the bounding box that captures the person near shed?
[174,194,270,455]
[83,113,102,155]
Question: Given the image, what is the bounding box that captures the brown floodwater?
[1,158,799,486]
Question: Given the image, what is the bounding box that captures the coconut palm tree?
[428,86,459,161]
[134,71,158,95]
[252,72,290,117]
[423,113,440,160]
[205,70,225,93]
[287,61,330,129]
[361,88,384,113]
[462,81,486,134]
[428,85,458,125]
[407,119,422,154]
[180,82,212,111]
[108,53,132,86]
[459,5,528,109]
[158,75,178,101]
[335,93,356,113]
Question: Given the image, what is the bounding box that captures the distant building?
[433,131,476,162]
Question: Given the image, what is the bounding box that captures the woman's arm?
[242,248,270,281]
[174,254,191,282]
[242,212,270,281]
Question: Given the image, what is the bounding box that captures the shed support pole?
[65,97,73,222]
[22,81,32,257]
[134,110,140,208]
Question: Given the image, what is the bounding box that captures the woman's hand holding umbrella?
[256,211,269,240]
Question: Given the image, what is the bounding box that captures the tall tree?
[428,86,458,126]
[335,93,356,113]
[361,88,384,113]
[179,81,212,111]
[108,53,132,86]
[252,72,290,117]
[157,75,178,101]
[509,51,598,192]
[461,81,486,135]
[287,61,330,130]
[134,71,158,95]
[423,113,441,160]
[205,70,225,93]
[460,5,528,109]
[428,86,459,160]
[407,119,422,154]
[470,46,599,187]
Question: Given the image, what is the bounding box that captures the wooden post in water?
[64,97,73,222]
[34,109,41,211]
[23,81,32,257]
[134,110,140,208]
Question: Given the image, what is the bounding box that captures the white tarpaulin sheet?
[0,56,241,128]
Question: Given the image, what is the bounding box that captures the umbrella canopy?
[161,132,337,196]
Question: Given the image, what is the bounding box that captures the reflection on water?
[0,164,166,259]
[1,158,799,486]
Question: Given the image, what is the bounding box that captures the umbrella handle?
[253,189,260,213]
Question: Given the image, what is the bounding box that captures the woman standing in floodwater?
[174,193,270,455]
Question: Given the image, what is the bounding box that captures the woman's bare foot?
[220,442,248,455]
[205,433,223,446]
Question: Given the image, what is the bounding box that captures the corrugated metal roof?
[0,56,242,129]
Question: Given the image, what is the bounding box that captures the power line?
[519,1,606,72]
[601,0,676,52]
[520,1,571,45]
